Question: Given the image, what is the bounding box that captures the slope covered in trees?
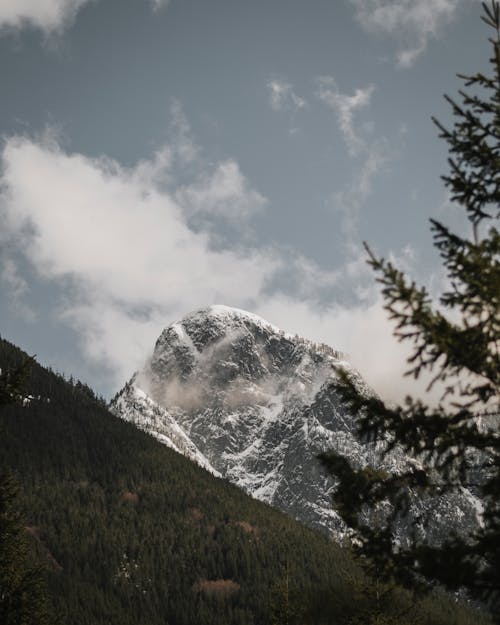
[0,336,490,624]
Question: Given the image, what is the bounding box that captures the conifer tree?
[270,559,301,625]
[0,357,52,625]
[322,1,500,620]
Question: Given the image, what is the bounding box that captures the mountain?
[0,335,490,624]
[0,335,348,625]
[111,305,484,543]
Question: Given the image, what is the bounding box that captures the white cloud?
[0,0,170,35]
[0,125,438,407]
[316,76,375,156]
[0,0,92,34]
[268,79,306,113]
[349,0,467,67]
[0,132,278,383]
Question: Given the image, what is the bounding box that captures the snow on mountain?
[113,382,219,475]
[111,305,483,539]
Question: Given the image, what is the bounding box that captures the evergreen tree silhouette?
[322,1,500,621]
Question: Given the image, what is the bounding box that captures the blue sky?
[0,0,487,400]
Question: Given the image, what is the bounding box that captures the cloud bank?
[0,130,276,383]
[0,122,438,405]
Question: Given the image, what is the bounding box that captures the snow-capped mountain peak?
[111,306,483,539]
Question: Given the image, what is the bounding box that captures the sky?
[0,0,488,401]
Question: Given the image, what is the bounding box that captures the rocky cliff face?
[111,305,483,539]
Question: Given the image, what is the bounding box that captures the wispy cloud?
[0,255,36,322]
[267,79,306,113]
[176,160,267,219]
[349,0,467,67]
[316,76,375,156]
[331,140,390,238]
[315,75,391,238]
[149,0,170,12]
[1,256,28,299]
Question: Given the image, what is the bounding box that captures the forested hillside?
[0,337,490,624]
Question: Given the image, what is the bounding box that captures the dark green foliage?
[0,356,34,406]
[0,354,52,625]
[0,336,488,624]
[0,335,345,625]
[321,1,500,621]
[0,473,51,625]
